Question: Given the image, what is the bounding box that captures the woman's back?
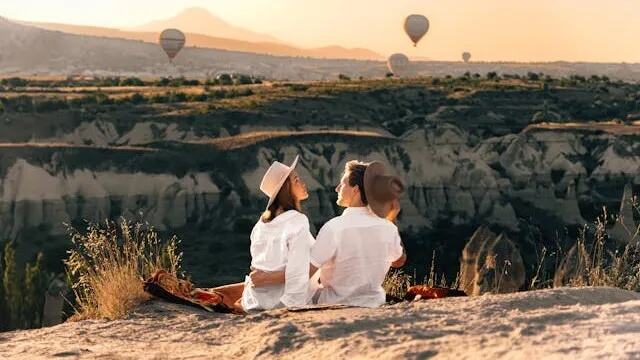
[242,210,314,310]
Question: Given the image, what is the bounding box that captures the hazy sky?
[2,0,639,62]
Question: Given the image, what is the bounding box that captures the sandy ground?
[1,287,640,359]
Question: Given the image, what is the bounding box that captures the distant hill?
[132,7,282,44]
[27,21,383,61]
[1,17,639,81]
[0,17,383,79]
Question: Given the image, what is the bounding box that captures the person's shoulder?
[319,215,343,231]
[287,210,311,229]
[361,211,396,227]
[362,213,400,234]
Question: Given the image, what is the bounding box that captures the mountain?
[132,7,280,44]
[0,17,383,79]
[2,17,640,80]
[26,20,383,61]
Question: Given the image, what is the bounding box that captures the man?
[252,160,406,308]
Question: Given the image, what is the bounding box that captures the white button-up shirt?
[241,210,314,311]
[310,207,404,308]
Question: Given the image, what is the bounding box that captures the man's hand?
[391,252,406,268]
[391,249,407,268]
[249,269,285,287]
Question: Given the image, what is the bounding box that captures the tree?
[119,77,144,87]
[129,93,147,105]
[0,245,5,331]
[23,253,46,328]
[3,241,22,329]
[487,72,498,80]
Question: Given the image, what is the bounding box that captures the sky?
[2,0,639,62]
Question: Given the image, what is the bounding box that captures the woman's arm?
[249,269,285,286]
[280,228,313,307]
[250,263,318,287]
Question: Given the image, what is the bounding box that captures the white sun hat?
[260,155,300,210]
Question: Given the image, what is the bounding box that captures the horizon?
[1,0,639,63]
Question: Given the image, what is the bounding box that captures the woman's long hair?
[261,177,303,223]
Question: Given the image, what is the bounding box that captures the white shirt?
[241,210,314,311]
[310,207,404,308]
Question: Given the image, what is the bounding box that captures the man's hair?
[345,160,368,205]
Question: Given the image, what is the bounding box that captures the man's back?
[310,207,404,308]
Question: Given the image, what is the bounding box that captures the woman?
[213,155,314,312]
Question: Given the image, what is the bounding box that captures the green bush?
[233,74,253,85]
[527,72,540,81]
[34,98,69,113]
[1,77,28,88]
[130,93,147,105]
[216,74,233,86]
[119,77,144,87]
[1,241,47,331]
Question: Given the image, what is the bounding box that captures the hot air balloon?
[462,52,471,63]
[404,15,429,47]
[387,53,410,77]
[159,29,185,62]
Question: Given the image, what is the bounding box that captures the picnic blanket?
[404,285,467,301]
[386,285,467,303]
[143,269,234,313]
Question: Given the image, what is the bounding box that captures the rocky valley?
[1,78,640,289]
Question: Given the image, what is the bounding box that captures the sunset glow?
[1,0,639,62]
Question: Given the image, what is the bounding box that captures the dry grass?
[65,219,182,320]
[558,209,640,291]
[383,251,460,299]
[382,270,412,299]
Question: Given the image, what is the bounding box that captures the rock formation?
[460,228,526,295]
[608,183,638,244]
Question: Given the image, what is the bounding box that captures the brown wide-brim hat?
[363,161,405,219]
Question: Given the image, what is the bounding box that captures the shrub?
[65,220,182,320]
[2,241,21,328]
[383,269,412,299]
[119,77,144,87]
[555,210,640,291]
[9,96,35,112]
[168,92,187,103]
[216,74,233,86]
[1,241,47,330]
[1,77,28,88]
[130,93,147,105]
[233,74,253,85]
[34,98,69,112]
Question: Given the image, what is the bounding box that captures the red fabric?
[404,285,467,301]
[145,269,227,311]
